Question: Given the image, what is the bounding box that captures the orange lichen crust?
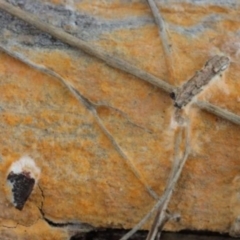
[0,0,240,238]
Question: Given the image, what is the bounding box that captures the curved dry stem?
[1,3,240,237]
[0,2,239,128]
[0,0,173,93]
[92,110,159,200]
[147,0,174,82]
[155,212,180,240]
[146,119,190,240]
[0,44,158,200]
[120,121,190,240]
[195,101,240,125]
[147,0,171,54]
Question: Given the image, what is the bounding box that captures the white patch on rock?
[8,156,41,182]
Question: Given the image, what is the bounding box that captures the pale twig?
[146,121,190,240]
[145,204,165,240]
[146,0,173,82]
[2,2,240,235]
[92,110,158,200]
[119,187,168,240]
[0,0,173,93]
[147,0,171,56]
[155,211,170,240]
[94,103,153,133]
[120,121,190,240]
[166,127,182,185]
[146,130,181,240]
[155,211,180,240]
[0,43,92,110]
[173,56,230,108]
[0,1,239,128]
[0,44,158,200]
[195,101,240,125]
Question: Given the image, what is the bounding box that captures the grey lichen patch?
[169,0,239,8]
[169,14,231,37]
[0,0,154,49]
[0,10,68,49]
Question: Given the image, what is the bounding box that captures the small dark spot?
[175,215,181,222]
[169,92,175,100]
[174,103,182,109]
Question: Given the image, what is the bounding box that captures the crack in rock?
[37,184,95,233]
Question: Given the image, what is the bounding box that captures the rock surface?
[0,0,240,239]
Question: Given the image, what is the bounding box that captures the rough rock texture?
[0,0,240,239]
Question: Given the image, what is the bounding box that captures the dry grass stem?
[0,44,158,200]
[0,1,239,127]
[146,121,190,240]
[0,0,173,93]
[147,0,174,82]
[0,2,239,239]
[120,120,190,240]
[195,101,240,125]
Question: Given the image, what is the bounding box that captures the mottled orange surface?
[1,0,240,239]
[0,219,68,240]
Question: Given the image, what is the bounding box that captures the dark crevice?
[178,229,231,237]
[70,229,233,240]
[70,87,95,111]
[70,229,143,240]
[37,184,94,231]
[37,184,44,211]
[37,184,69,227]
[43,217,73,228]
[44,216,95,233]
[42,215,94,231]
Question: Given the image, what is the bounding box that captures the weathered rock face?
[0,0,240,239]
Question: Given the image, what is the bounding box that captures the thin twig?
[146,121,190,240]
[0,1,239,128]
[155,212,170,240]
[155,212,180,240]
[147,0,171,56]
[0,44,90,110]
[0,44,158,200]
[94,103,153,133]
[119,187,168,240]
[166,126,182,185]
[0,0,173,94]
[146,130,181,240]
[195,101,240,125]
[147,0,173,82]
[120,121,190,240]
[92,110,158,200]
[145,204,165,240]
[1,2,240,237]
[173,56,230,108]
